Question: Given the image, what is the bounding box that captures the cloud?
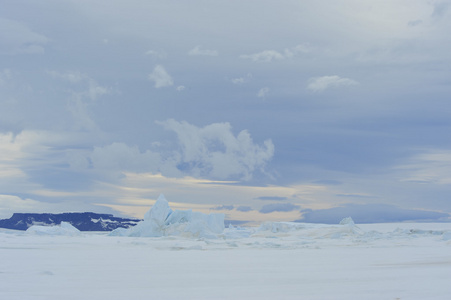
[148,65,173,88]
[0,132,30,182]
[240,44,310,62]
[283,44,310,58]
[0,194,121,219]
[48,70,111,100]
[212,205,234,211]
[335,193,377,199]
[157,119,274,180]
[408,19,422,27]
[0,195,52,219]
[313,179,342,186]
[396,149,451,185]
[231,73,252,85]
[0,130,108,193]
[236,206,253,212]
[85,119,275,181]
[90,142,162,173]
[432,2,450,18]
[47,70,85,84]
[176,85,185,91]
[0,69,12,86]
[297,204,450,224]
[257,87,269,98]
[256,196,288,201]
[145,49,167,59]
[241,50,284,62]
[231,78,245,84]
[0,18,48,54]
[188,45,218,56]
[307,75,358,92]
[259,203,300,214]
[47,71,111,131]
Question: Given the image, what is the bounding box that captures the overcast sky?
[1,0,451,224]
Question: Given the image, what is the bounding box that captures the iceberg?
[26,221,81,236]
[110,194,225,238]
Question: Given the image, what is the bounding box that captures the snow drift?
[26,221,81,236]
[110,194,225,238]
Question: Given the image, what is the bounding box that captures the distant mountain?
[0,212,141,231]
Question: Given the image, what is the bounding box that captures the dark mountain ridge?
[0,212,141,231]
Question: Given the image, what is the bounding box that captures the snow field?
[1,222,451,300]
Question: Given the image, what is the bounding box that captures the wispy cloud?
[231,73,252,85]
[240,44,310,62]
[257,87,269,98]
[0,69,12,86]
[212,205,234,211]
[145,49,167,59]
[307,75,358,92]
[241,50,284,62]
[396,149,451,185]
[47,70,111,100]
[236,206,253,212]
[407,19,422,27]
[148,65,173,88]
[432,2,450,18]
[0,18,49,54]
[256,196,288,201]
[188,45,218,56]
[259,203,300,214]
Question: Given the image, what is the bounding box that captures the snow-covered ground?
[1,221,451,300]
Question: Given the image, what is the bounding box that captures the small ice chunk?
[339,217,355,226]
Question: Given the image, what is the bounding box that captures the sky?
[1,0,451,224]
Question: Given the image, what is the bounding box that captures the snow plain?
[1,221,451,300]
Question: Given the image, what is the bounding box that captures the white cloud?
[0,18,48,54]
[188,45,218,56]
[145,49,167,59]
[148,65,174,88]
[157,119,274,180]
[0,69,12,86]
[87,81,109,100]
[231,73,252,85]
[307,75,358,92]
[240,44,310,62]
[257,87,269,98]
[283,44,310,58]
[47,70,85,84]
[48,70,110,100]
[240,50,284,62]
[232,78,245,84]
[47,71,111,130]
[176,85,185,91]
